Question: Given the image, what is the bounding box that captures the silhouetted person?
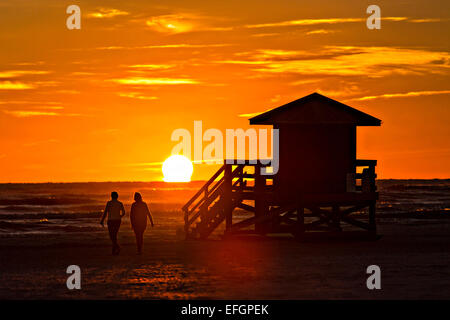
[130,192,154,254]
[100,191,125,255]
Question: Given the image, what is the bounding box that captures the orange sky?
[0,0,449,182]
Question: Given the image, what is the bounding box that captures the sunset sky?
[0,0,449,182]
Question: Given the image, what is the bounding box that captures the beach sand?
[0,211,449,300]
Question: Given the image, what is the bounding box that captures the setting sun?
[162,155,194,182]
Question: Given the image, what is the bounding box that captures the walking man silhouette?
[100,191,125,255]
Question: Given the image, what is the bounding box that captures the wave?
[0,220,101,233]
[0,197,98,206]
[0,212,102,220]
[381,184,450,192]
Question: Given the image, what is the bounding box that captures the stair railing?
[183,164,246,236]
[183,164,225,233]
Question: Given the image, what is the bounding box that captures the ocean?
[0,180,449,236]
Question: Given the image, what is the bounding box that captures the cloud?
[243,49,309,58]
[0,100,62,106]
[238,112,263,118]
[409,18,447,23]
[87,8,129,19]
[306,29,339,35]
[128,64,175,70]
[219,46,450,77]
[71,72,96,76]
[32,81,60,87]
[0,70,50,78]
[143,43,230,49]
[0,81,34,90]
[34,106,64,110]
[117,92,159,100]
[144,13,233,34]
[316,85,361,98]
[54,90,80,94]
[13,61,45,66]
[111,77,199,85]
[23,139,59,147]
[246,18,363,28]
[271,94,281,103]
[216,49,323,64]
[215,60,267,65]
[289,79,323,86]
[92,43,230,51]
[146,14,195,33]
[0,100,69,118]
[250,32,281,38]
[244,17,407,28]
[3,110,60,117]
[141,15,449,36]
[3,109,82,118]
[0,70,51,90]
[352,90,450,101]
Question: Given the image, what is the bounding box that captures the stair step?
[184,164,250,239]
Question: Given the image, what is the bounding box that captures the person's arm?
[100,202,108,226]
[120,202,126,218]
[146,203,154,227]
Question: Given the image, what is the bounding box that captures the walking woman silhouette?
[130,192,154,254]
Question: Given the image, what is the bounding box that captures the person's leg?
[108,220,121,255]
[135,229,143,254]
[107,221,115,254]
[139,222,147,254]
[132,225,139,252]
[138,231,143,253]
[116,220,121,233]
[114,220,121,254]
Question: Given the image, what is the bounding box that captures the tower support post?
[224,163,233,231]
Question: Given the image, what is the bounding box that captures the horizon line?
[0,178,449,184]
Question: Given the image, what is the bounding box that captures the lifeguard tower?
[183,93,381,240]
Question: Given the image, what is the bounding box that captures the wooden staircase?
[182,164,248,239]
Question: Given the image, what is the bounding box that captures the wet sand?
[0,213,449,300]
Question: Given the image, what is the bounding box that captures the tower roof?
[249,92,381,126]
